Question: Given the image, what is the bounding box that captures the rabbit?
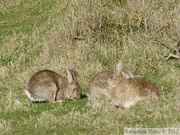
[106,60,159,109]
[88,60,159,109]
[24,69,82,103]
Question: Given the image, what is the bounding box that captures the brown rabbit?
[106,60,159,109]
[24,69,82,103]
[88,60,159,109]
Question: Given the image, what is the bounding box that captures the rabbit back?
[109,77,158,109]
[26,70,68,103]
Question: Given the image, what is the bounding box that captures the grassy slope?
[0,0,180,134]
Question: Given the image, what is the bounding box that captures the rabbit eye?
[110,74,114,79]
[109,76,114,80]
[73,88,76,91]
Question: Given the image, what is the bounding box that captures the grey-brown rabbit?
[88,60,159,109]
[24,69,82,103]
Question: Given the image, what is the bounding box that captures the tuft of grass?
[0,56,14,66]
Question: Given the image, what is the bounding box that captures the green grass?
[0,1,54,37]
[0,0,180,134]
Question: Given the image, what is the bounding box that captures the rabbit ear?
[113,60,122,79]
[122,71,130,79]
[126,70,134,78]
[122,70,134,79]
[67,69,76,83]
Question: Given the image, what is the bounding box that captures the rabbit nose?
[155,90,159,96]
[71,97,78,100]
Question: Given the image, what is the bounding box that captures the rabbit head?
[56,69,82,100]
[103,60,125,91]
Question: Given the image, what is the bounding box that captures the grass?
[0,0,180,134]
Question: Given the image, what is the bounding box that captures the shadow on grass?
[81,93,88,99]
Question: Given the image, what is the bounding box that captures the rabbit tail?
[24,89,36,101]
